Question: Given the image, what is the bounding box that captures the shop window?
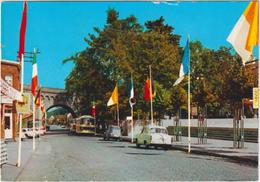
[5,75,13,86]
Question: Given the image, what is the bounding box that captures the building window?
[5,109,12,113]
[4,75,13,86]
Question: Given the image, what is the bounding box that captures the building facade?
[1,59,21,139]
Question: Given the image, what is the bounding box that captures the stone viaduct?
[23,85,76,117]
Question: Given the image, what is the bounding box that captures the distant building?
[245,60,258,82]
[1,59,21,140]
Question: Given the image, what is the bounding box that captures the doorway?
[4,113,13,139]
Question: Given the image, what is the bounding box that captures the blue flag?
[173,37,190,86]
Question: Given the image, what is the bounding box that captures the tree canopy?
[64,9,256,120]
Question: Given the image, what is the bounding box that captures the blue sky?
[2,1,255,89]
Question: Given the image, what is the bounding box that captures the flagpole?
[17,53,24,167]
[33,96,36,150]
[38,87,41,139]
[17,0,26,166]
[130,74,134,143]
[38,104,41,139]
[117,102,119,127]
[131,106,134,143]
[32,48,36,150]
[17,113,22,167]
[21,54,24,94]
[188,65,191,153]
[188,35,191,153]
[149,65,154,126]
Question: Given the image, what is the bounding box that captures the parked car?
[68,122,76,135]
[39,126,46,135]
[136,125,174,149]
[22,128,40,138]
[104,125,122,141]
[26,121,46,135]
[17,130,26,141]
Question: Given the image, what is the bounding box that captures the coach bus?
[74,115,96,135]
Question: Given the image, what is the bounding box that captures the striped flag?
[31,53,38,97]
[173,38,190,86]
[107,84,118,106]
[227,1,258,64]
[18,2,27,60]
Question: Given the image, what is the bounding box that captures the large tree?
[64,9,256,121]
[64,9,181,120]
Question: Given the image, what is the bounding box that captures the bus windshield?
[81,118,94,124]
[78,116,94,125]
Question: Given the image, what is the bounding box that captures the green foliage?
[64,9,256,120]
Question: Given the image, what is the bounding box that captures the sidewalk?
[1,138,39,181]
[173,137,258,166]
[122,136,258,166]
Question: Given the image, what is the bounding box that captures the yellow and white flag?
[227,1,258,64]
[107,84,118,106]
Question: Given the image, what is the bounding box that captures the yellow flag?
[227,1,258,64]
[107,84,118,106]
[253,87,258,109]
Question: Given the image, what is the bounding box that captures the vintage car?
[26,121,46,135]
[104,125,122,141]
[22,128,40,138]
[68,122,76,135]
[38,126,46,135]
[136,125,173,148]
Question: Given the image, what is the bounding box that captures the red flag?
[144,78,156,101]
[91,105,96,117]
[18,2,27,60]
[144,79,151,101]
[35,88,41,107]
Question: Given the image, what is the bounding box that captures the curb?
[121,137,258,167]
[171,145,258,167]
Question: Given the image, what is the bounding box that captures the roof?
[109,125,120,128]
[2,59,20,66]
[146,125,167,130]
[78,115,94,119]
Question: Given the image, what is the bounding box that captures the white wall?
[161,118,259,129]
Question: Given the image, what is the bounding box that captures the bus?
[74,115,96,135]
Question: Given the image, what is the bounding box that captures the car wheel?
[136,139,140,148]
[144,140,149,148]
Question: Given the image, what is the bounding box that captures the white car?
[136,125,173,148]
[104,125,122,141]
[38,126,46,135]
[22,128,40,138]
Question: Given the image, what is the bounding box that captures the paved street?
[2,135,258,181]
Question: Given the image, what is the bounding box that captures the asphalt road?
[14,135,257,181]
